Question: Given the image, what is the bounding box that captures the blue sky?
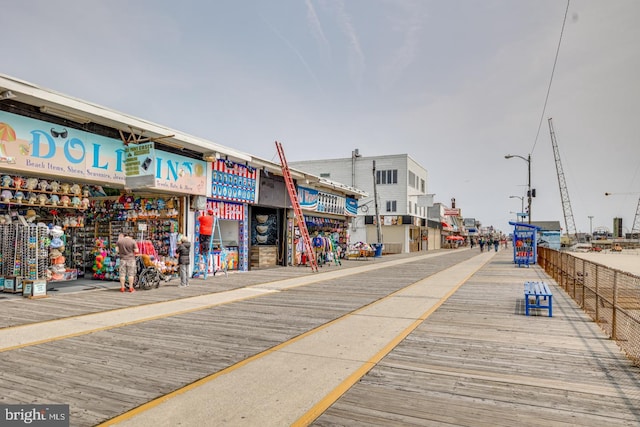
[3,0,640,234]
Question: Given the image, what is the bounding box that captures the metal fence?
[538,247,640,366]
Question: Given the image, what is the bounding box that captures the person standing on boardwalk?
[116,232,139,293]
[176,235,191,287]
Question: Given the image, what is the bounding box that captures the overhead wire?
[529,0,571,155]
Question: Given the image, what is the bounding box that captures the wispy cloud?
[258,12,323,92]
[333,0,365,91]
[380,2,426,91]
[305,0,331,59]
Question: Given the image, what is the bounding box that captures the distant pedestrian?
[116,233,139,293]
[177,235,191,287]
[479,238,485,252]
[494,239,499,252]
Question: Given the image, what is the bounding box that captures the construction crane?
[548,118,579,244]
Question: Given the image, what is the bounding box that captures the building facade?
[290,152,433,253]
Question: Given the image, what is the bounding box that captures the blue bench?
[524,281,552,317]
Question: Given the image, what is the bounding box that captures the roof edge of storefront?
[0,74,251,162]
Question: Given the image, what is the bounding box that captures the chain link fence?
[538,247,640,366]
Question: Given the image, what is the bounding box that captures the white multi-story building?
[291,151,437,253]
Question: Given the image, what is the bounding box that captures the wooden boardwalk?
[1,249,639,426]
[314,252,640,426]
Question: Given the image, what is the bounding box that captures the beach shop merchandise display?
[1,110,209,284]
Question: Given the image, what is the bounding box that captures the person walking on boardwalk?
[116,232,139,293]
[493,238,500,252]
[479,237,485,252]
[176,235,191,287]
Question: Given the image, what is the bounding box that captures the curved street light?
[505,154,531,224]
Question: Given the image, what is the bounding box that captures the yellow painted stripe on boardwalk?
[292,256,489,426]
[0,251,452,353]
[100,251,493,426]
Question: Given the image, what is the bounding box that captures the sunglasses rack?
[1,224,49,282]
[0,224,17,276]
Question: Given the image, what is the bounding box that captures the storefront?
[191,157,257,275]
[247,172,289,269]
[289,186,356,266]
[0,110,206,287]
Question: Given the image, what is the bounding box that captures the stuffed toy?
[1,175,13,187]
[70,184,81,195]
[81,197,90,210]
[60,183,70,194]
[38,180,49,191]
[49,194,59,206]
[60,195,70,207]
[49,181,60,193]
[37,193,48,205]
[14,191,25,203]
[71,196,81,208]
[27,193,37,204]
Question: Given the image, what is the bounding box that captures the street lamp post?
[588,215,594,238]
[509,195,524,219]
[505,154,532,224]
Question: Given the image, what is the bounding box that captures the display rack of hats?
[0,175,93,210]
[48,225,76,282]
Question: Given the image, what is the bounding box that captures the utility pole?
[372,160,382,244]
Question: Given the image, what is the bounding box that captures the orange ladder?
[275,141,318,272]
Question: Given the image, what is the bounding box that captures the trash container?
[372,243,383,258]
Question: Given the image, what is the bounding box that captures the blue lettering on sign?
[30,130,56,159]
[64,137,85,163]
[156,157,195,181]
[166,159,180,181]
[29,128,125,173]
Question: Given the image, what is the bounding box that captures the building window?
[421,179,425,193]
[409,171,416,188]
[386,200,397,212]
[376,169,397,185]
[320,173,331,178]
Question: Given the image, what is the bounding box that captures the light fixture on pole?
[505,154,532,224]
[509,195,525,219]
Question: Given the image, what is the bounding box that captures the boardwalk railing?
[538,247,640,366]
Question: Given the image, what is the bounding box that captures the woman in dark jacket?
[176,235,191,287]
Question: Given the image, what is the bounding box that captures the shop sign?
[382,215,402,225]
[298,186,352,216]
[210,159,257,203]
[1,111,125,184]
[444,208,460,216]
[0,111,207,195]
[297,186,318,210]
[345,197,358,216]
[463,217,476,227]
[206,200,245,220]
[125,142,155,177]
